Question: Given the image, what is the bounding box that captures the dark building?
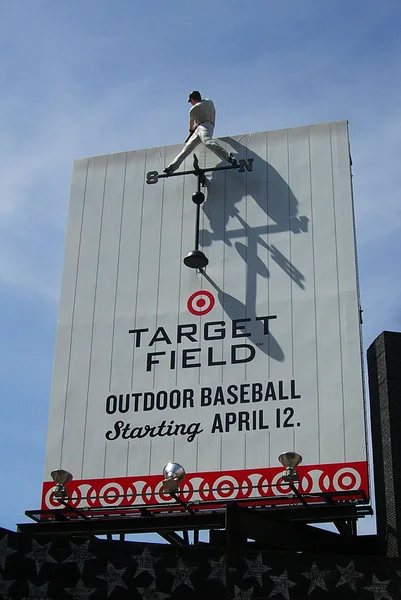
[1,525,401,599]
[368,330,401,558]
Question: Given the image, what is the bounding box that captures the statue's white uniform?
[166,98,230,172]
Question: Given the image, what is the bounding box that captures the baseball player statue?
[164,91,237,175]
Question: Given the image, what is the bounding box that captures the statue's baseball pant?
[166,122,230,172]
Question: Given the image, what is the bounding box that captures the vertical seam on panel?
[109,153,128,391]
[126,440,130,476]
[175,171,186,388]
[309,130,321,463]
[330,124,346,460]
[287,130,295,375]
[346,121,368,467]
[60,159,89,468]
[198,186,204,387]
[149,439,152,475]
[244,136,249,386]
[199,139,209,388]
[199,146,207,388]
[221,168,227,383]
[81,157,108,478]
[199,194,205,387]
[264,133,269,385]
[266,133,271,379]
[152,149,166,390]
[131,150,147,389]
[244,138,249,383]
[103,440,107,477]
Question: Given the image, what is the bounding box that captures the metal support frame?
[147,156,242,185]
[183,154,242,269]
[19,490,373,554]
[146,153,252,270]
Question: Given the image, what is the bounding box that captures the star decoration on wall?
[0,535,16,570]
[133,547,161,579]
[243,552,271,586]
[63,540,95,573]
[136,580,170,599]
[25,540,57,573]
[364,574,393,600]
[27,581,49,598]
[97,562,129,596]
[302,562,330,594]
[0,576,15,596]
[233,584,254,599]
[66,577,97,599]
[207,555,233,585]
[167,557,197,592]
[268,569,297,600]
[336,561,364,593]
[234,585,253,600]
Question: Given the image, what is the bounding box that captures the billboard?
[42,121,368,511]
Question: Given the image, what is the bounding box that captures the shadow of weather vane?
[198,207,306,362]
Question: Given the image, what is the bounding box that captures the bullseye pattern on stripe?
[42,462,368,512]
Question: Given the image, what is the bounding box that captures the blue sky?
[0,0,400,533]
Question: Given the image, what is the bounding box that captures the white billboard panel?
[42,121,368,511]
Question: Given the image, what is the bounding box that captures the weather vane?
[146,154,253,269]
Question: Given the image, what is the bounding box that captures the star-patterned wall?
[1,527,401,599]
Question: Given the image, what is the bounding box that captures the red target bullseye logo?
[187,290,215,316]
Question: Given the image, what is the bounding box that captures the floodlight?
[278,452,302,483]
[183,250,209,269]
[162,462,185,493]
[50,469,73,500]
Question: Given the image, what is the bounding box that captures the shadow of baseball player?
[201,136,308,245]
[196,136,308,362]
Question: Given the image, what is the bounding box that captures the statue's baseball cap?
[188,90,201,102]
